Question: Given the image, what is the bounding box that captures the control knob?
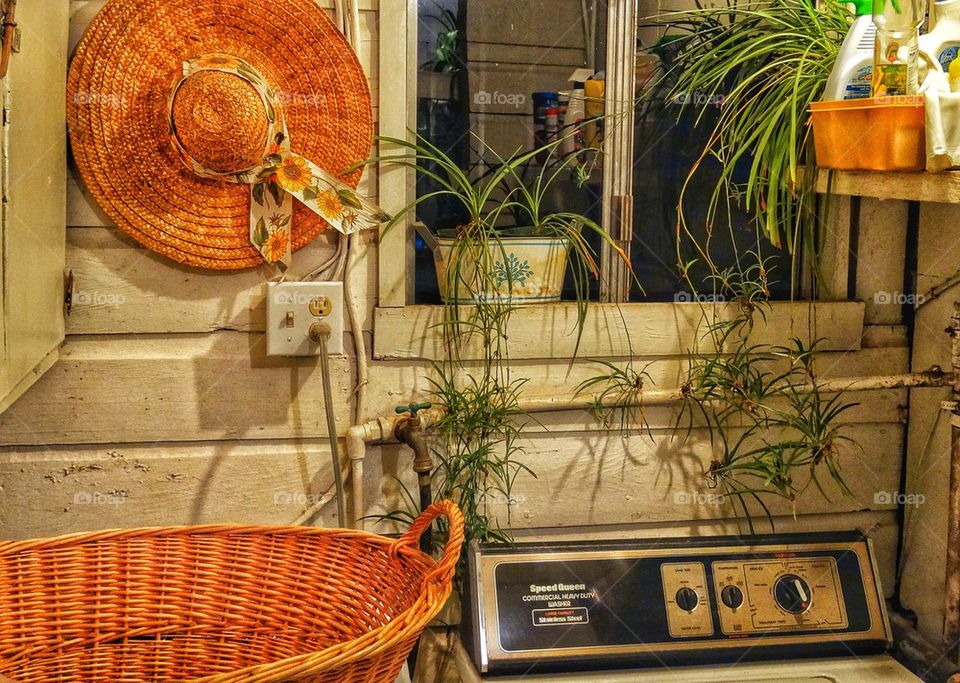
[675,587,699,612]
[774,574,812,614]
[720,584,744,609]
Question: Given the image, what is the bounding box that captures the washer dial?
[774,574,812,614]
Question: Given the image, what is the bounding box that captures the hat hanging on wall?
[67,0,387,271]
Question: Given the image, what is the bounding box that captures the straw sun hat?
[67,0,387,271]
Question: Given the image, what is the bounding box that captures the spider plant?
[655,0,851,288]
[678,277,859,531]
[576,359,655,435]
[421,3,461,73]
[575,258,860,532]
[428,369,533,548]
[365,131,633,557]
[700,334,860,531]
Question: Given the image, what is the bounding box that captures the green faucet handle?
[395,402,433,417]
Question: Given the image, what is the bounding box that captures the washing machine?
[457,531,921,682]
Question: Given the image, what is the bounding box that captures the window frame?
[372,0,861,361]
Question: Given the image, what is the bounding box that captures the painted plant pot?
[433,230,571,304]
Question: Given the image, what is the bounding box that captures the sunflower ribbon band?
[168,53,388,270]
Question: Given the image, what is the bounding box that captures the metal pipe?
[344,371,956,530]
[517,370,956,414]
[943,302,960,657]
[396,417,434,553]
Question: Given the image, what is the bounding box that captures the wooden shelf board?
[814,168,960,203]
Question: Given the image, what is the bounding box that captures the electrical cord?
[303,232,346,281]
[304,321,347,525]
[292,0,366,526]
[344,232,369,421]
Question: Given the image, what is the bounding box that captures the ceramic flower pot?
[418,70,458,101]
[433,231,571,304]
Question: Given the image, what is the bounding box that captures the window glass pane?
[630,18,794,302]
[414,0,609,304]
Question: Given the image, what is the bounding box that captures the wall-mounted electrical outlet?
[265,281,344,356]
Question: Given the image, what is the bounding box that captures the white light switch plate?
[265,281,344,356]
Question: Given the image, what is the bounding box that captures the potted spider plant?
[368,132,631,561]
[431,166,587,305]
[384,133,617,307]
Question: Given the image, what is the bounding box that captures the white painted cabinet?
[0,2,69,413]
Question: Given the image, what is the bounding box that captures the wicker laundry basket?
[0,500,463,682]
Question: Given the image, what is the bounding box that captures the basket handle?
[394,500,464,586]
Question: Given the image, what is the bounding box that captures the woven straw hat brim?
[67,0,373,270]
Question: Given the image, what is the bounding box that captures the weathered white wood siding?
[901,201,960,646]
[0,2,909,610]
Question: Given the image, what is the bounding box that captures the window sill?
[372,301,866,361]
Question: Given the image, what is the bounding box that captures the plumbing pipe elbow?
[346,424,371,461]
[346,415,409,530]
[346,420,382,530]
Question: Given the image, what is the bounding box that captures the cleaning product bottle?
[561,84,585,157]
[583,75,605,149]
[872,0,925,96]
[561,69,592,158]
[919,0,960,72]
[824,0,876,100]
[950,55,960,90]
[545,106,560,146]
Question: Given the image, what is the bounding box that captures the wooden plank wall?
[0,2,911,614]
[901,201,960,647]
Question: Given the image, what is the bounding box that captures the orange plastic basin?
[810,97,925,171]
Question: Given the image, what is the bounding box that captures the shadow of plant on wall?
[577,259,861,533]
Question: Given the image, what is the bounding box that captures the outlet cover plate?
[265,281,344,356]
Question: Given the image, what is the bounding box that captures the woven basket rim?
[0,523,413,555]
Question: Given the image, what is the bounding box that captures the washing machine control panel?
[464,532,891,675]
[710,557,848,635]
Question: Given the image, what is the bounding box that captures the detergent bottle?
[824,0,876,99]
[919,0,960,72]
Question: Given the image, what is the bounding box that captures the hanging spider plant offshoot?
[653,0,851,270]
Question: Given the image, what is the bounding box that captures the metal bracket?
[63,270,74,316]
